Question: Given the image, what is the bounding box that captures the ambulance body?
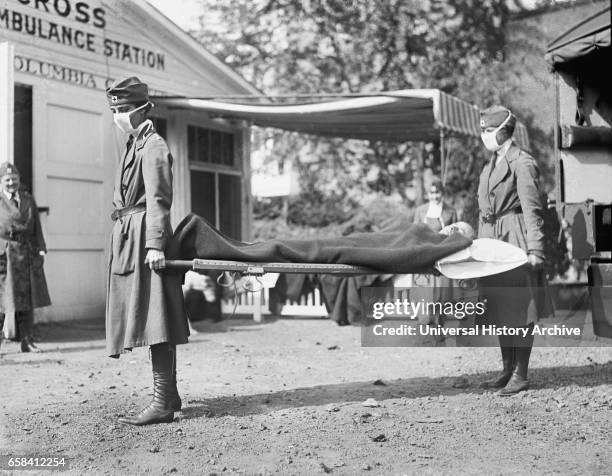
[545,6,612,336]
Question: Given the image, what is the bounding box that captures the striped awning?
[153,89,530,150]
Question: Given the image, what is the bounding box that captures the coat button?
[489,192,494,197]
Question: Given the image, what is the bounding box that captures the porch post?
[0,42,14,165]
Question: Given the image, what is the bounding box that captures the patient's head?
[440,221,474,240]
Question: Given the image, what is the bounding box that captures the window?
[190,170,242,240]
[190,170,216,226]
[188,125,235,166]
[218,174,242,239]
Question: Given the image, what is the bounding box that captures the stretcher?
[166,237,529,280]
[166,258,478,326]
[166,239,529,323]
[166,259,379,276]
[167,259,381,322]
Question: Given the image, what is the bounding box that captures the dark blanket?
[172,214,471,274]
[319,274,393,325]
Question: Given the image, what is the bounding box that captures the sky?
[146,0,203,31]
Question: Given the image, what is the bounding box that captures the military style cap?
[0,162,20,177]
[106,76,149,106]
[480,105,516,129]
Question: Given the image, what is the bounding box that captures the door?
[33,81,115,320]
[14,84,33,190]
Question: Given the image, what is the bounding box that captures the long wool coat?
[105,121,188,357]
[0,189,51,315]
[477,142,550,327]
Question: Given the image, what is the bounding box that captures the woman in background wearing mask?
[477,105,549,395]
[105,77,189,424]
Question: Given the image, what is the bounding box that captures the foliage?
[194,0,555,230]
[252,196,410,240]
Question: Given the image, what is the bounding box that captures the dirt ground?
[1,313,612,476]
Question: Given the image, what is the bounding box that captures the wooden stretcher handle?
[165,260,196,270]
[165,259,379,275]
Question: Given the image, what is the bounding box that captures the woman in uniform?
[105,77,189,425]
[477,105,549,395]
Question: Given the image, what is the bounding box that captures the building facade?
[0,0,259,322]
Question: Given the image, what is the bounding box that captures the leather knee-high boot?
[481,346,514,388]
[499,324,534,396]
[481,336,514,389]
[170,345,181,412]
[119,343,179,425]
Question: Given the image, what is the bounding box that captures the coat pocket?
[31,252,45,272]
[508,214,529,252]
[111,218,137,275]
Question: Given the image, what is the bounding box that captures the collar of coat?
[486,141,523,169]
[0,188,30,214]
[485,141,524,193]
[124,120,156,170]
[495,139,513,163]
[501,141,523,164]
[2,189,18,203]
[134,119,155,151]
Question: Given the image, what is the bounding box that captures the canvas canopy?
[153,89,530,150]
[545,6,611,67]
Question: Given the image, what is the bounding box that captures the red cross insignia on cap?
[0,162,20,176]
[480,118,486,127]
[111,96,118,104]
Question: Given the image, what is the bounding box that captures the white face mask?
[481,113,511,152]
[112,103,148,134]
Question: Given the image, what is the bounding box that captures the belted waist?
[481,207,522,224]
[111,204,146,221]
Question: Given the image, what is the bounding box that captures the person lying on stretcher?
[170,213,528,280]
[389,220,526,281]
[439,221,475,240]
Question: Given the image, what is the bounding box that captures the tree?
[193,0,553,231]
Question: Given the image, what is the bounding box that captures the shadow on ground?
[179,360,612,420]
[30,317,271,345]
[33,318,106,343]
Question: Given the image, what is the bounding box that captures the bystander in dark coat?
[0,162,50,353]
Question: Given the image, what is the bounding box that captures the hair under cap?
[0,162,20,177]
[106,76,149,107]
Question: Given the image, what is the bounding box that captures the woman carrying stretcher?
[477,105,551,395]
[105,77,189,426]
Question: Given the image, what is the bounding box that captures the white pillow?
[434,238,528,279]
